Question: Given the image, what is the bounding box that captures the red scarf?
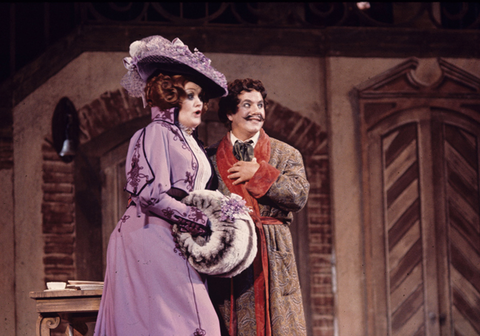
[216,129,281,336]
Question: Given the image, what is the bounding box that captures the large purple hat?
[121,35,227,99]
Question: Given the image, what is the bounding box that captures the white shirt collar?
[230,131,260,148]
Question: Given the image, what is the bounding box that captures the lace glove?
[174,206,212,237]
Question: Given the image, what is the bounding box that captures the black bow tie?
[233,140,254,161]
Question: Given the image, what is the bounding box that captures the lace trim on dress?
[180,127,212,191]
[179,123,195,135]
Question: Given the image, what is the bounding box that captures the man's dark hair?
[218,78,267,129]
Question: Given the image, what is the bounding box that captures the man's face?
[228,90,265,141]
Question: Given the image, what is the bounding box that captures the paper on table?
[68,280,104,285]
[67,280,104,290]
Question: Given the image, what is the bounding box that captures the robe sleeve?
[244,161,280,198]
[124,123,209,230]
[246,147,309,213]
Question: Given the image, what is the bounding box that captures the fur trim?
[172,190,257,278]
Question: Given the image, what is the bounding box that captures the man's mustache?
[243,114,265,122]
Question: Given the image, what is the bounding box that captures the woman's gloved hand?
[174,206,212,236]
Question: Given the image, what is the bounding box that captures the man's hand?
[227,158,260,185]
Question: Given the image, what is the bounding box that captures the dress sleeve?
[246,147,309,213]
[124,124,209,229]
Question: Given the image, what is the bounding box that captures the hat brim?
[138,56,226,99]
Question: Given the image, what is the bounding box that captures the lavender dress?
[94,107,221,336]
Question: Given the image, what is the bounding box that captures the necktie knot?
[233,140,254,161]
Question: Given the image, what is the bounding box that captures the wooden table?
[30,289,102,336]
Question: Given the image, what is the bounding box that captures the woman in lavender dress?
[94,35,227,336]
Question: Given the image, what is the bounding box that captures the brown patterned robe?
[207,129,309,336]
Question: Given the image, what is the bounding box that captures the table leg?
[36,314,61,336]
[65,321,89,336]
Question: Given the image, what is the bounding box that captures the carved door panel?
[432,112,480,336]
[358,58,480,336]
[366,109,440,336]
[381,120,430,336]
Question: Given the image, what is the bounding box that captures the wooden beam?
[1,25,479,109]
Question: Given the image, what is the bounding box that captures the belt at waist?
[144,213,171,229]
[259,216,284,225]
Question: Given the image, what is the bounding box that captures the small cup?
[46,282,67,290]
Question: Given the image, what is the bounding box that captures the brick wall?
[77,90,145,144]
[306,157,333,336]
[42,142,75,282]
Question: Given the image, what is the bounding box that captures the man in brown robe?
[207,78,309,336]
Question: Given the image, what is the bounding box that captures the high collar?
[151,106,176,124]
[229,130,261,148]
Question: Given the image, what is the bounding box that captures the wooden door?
[100,141,129,273]
[432,112,480,336]
[358,58,480,335]
[366,108,441,335]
